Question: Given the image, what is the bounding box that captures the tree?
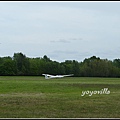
[113,59,120,68]
[0,57,17,75]
[13,52,30,75]
[0,52,120,77]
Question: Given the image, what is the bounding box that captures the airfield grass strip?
[0,76,120,118]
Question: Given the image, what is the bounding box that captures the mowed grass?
[0,76,120,118]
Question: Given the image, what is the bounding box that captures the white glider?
[42,74,74,79]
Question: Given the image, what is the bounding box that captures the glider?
[42,74,74,79]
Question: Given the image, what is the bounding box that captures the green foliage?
[0,57,17,75]
[0,53,120,77]
[80,56,120,77]
[13,53,30,75]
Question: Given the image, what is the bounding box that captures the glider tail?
[42,74,49,79]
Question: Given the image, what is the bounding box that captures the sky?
[0,1,120,62]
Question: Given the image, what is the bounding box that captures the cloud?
[69,38,83,41]
[50,39,70,43]
[50,37,83,43]
[59,39,71,43]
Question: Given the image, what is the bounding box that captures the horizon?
[0,52,119,63]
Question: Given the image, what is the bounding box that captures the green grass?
[0,76,120,118]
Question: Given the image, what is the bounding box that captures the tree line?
[0,52,120,77]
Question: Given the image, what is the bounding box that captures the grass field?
[0,76,120,118]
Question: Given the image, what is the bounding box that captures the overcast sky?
[0,1,120,62]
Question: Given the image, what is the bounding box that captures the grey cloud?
[58,39,70,43]
[50,39,70,43]
[69,38,83,41]
[50,37,83,43]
